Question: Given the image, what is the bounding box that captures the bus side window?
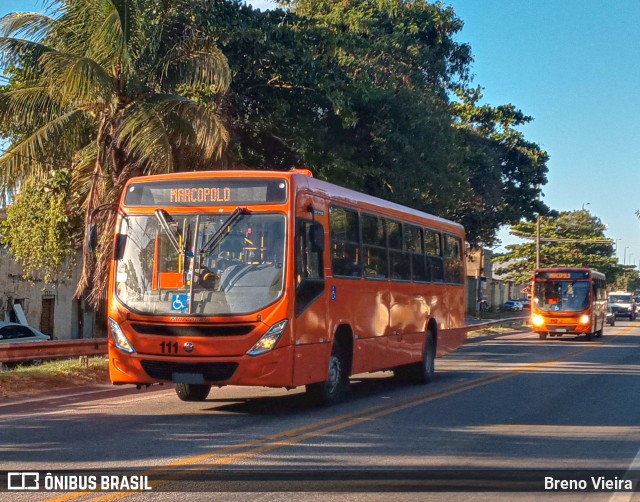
[295,219,325,316]
[330,206,361,278]
[405,224,427,282]
[362,213,388,279]
[443,234,463,284]
[425,229,443,283]
[387,219,410,281]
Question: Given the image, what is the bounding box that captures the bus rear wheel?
[175,383,211,402]
[306,342,349,405]
[394,331,435,384]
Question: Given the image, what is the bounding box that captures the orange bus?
[530,267,607,340]
[105,169,467,404]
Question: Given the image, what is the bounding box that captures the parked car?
[0,322,50,343]
[606,306,616,326]
[518,298,531,309]
[502,300,523,312]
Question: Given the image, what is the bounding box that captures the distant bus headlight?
[247,319,288,356]
[109,318,136,353]
[579,314,590,325]
[532,314,545,327]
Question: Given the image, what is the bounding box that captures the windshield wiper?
[200,207,250,256]
[154,209,184,256]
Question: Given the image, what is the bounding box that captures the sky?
[2,0,639,264]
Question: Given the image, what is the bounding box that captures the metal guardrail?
[465,316,529,333]
[0,317,530,365]
[0,338,107,364]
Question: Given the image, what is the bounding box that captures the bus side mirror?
[310,222,324,252]
[86,224,98,253]
[86,203,119,253]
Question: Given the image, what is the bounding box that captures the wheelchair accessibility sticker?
[171,294,189,312]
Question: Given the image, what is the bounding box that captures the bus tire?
[395,330,436,384]
[585,332,593,341]
[417,330,436,384]
[538,332,547,340]
[175,383,211,402]
[306,342,349,405]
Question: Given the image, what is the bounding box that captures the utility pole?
[535,213,541,268]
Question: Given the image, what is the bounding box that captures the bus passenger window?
[425,229,443,282]
[387,219,410,281]
[444,234,463,284]
[362,213,387,279]
[405,224,427,282]
[330,206,362,278]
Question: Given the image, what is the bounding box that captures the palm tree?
[0,0,231,304]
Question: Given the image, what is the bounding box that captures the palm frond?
[0,108,88,189]
[0,86,62,128]
[86,0,132,72]
[115,100,174,173]
[40,51,115,106]
[0,12,53,40]
[69,142,98,208]
[186,103,229,160]
[0,35,51,69]
[158,38,231,94]
[147,94,229,161]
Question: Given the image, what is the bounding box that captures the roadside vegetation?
[0,357,108,398]
[0,0,551,306]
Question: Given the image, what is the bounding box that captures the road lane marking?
[45,329,634,501]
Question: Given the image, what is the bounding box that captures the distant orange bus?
[531,267,607,340]
[106,169,467,404]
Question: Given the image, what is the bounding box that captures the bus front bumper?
[109,344,294,388]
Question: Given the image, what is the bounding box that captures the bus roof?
[123,169,465,234]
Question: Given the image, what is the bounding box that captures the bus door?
[291,193,330,386]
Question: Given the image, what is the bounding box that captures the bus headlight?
[579,314,590,325]
[532,314,545,327]
[248,319,288,356]
[109,318,136,354]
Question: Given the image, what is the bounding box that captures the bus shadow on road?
[201,373,446,416]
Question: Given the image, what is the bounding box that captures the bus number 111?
[160,341,179,354]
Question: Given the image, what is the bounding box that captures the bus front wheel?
[175,383,211,402]
[306,342,349,405]
[538,332,548,340]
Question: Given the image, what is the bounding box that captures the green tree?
[0,169,81,282]
[205,0,548,244]
[0,0,230,303]
[493,210,619,285]
[450,86,549,245]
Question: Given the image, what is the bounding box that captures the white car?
[0,322,50,343]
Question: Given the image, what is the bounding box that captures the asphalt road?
[3,322,640,501]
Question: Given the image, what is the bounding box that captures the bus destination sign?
[536,271,590,280]
[124,178,288,206]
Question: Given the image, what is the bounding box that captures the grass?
[0,357,109,399]
[467,326,517,337]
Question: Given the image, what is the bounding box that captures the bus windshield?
[534,280,591,312]
[114,212,285,316]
